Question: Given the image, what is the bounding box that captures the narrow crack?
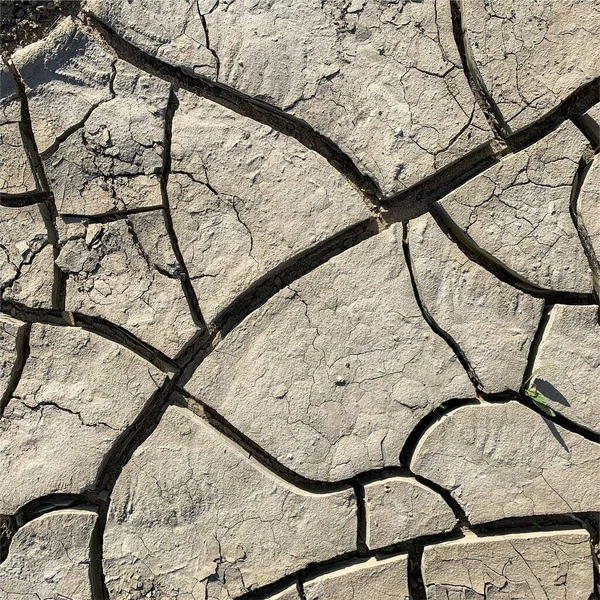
[78,11,381,206]
[160,86,208,331]
[0,190,54,208]
[0,321,30,418]
[429,203,596,305]
[0,237,50,304]
[3,57,66,311]
[575,114,600,150]
[402,221,482,391]
[20,399,118,430]
[449,0,512,139]
[60,204,166,223]
[569,149,600,301]
[39,60,117,159]
[0,299,178,374]
[196,3,220,80]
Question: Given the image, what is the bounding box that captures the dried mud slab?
[578,155,600,288]
[532,304,600,433]
[86,0,494,196]
[411,402,600,524]
[0,203,54,308]
[364,476,457,550]
[0,316,27,400]
[103,404,357,599]
[0,323,164,514]
[0,65,35,194]
[408,213,544,394]
[169,89,371,324]
[439,121,593,293]
[461,0,600,131]
[56,211,199,357]
[13,17,171,215]
[423,529,594,599]
[0,508,97,600]
[187,225,473,482]
[304,555,409,600]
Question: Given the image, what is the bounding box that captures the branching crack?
[402,222,482,392]
[569,149,600,301]
[160,86,208,331]
[429,203,596,305]
[449,0,512,139]
[3,57,66,310]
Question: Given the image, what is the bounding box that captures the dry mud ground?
[0,0,599,598]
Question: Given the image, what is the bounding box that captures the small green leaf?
[532,396,556,417]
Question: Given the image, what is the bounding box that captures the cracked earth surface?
[0,1,599,599]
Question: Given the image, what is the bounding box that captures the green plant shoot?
[522,369,556,417]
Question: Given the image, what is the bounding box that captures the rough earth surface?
[423,529,594,599]
[0,1,598,598]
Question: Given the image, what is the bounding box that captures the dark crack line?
[575,113,600,150]
[381,139,507,219]
[407,539,427,600]
[210,217,381,338]
[402,221,482,391]
[0,299,178,374]
[449,0,512,139]
[0,321,30,418]
[178,386,476,528]
[398,397,481,468]
[78,8,600,225]
[507,77,600,153]
[88,324,213,599]
[159,86,208,331]
[1,493,98,565]
[0,190,53,207]
[197,3,220,80]
[59,204,166,223]
[516,305,600,444]
[79,11,381,206]
[235,516,599,600]
[430,203,597,304]
[39,60,117,159]
[569,150,600,301]
[4,57,66,311]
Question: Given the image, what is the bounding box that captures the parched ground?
[0,0,599,599]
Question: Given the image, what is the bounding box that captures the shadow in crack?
[535,378,570,408]
[546,421,569,453]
